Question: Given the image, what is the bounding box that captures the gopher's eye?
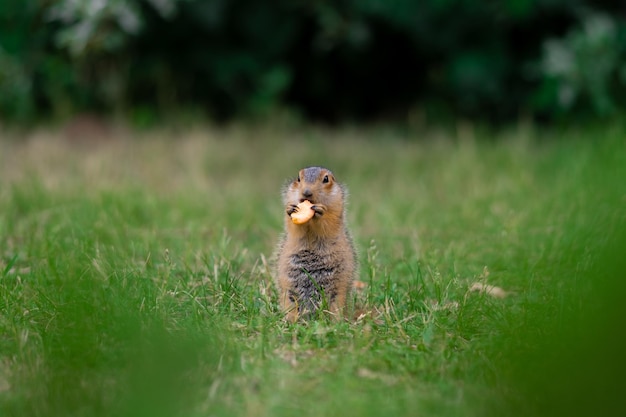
[323,175,329,183]
[297,176,300,182]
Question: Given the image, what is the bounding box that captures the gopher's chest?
[288,249,342,284]
[286,249,344,310]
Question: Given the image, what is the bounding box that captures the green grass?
[0,122,624,417]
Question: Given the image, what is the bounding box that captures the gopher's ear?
[297,168,307,183]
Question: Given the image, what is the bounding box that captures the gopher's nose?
[302,189,313,199]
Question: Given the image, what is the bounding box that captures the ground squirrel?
[275,166,357,322]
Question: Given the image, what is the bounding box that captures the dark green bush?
[0,0,624,125]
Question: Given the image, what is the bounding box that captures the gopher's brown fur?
[275,167,357,322]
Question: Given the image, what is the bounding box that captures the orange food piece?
[291,200,315,224]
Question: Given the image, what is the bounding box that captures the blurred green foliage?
[0,0,624,124]
[534,12,626,116]
[492,225,626,417]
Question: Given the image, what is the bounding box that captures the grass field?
[0,122,624,417]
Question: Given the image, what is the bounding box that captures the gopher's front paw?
[286,204,299,216]
[311,204,326,216]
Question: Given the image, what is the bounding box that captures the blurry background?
[1,0,625,127]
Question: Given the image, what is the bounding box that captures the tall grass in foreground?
[0,123,624,416]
